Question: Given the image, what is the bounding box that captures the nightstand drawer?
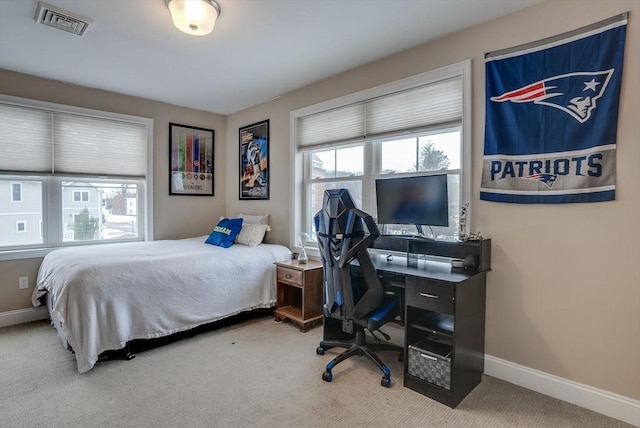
[277,266,303,286]
[406,278,453,314]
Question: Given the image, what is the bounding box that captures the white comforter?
[33,237,291,373]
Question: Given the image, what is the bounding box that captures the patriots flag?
[481,13,627,204]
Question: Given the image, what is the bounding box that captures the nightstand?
[274,260,323,332]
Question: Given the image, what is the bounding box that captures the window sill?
[0,239,143,261]
[0,247,56,261]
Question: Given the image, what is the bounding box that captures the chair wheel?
[322,371,333,382]
[381,377,391,388]
[316,346,325,355]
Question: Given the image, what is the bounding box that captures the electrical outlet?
[19,276,29,289]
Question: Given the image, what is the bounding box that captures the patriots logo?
[490,70,613,123]
[524,173,558,188]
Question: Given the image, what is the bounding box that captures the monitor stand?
[414,225,436,241]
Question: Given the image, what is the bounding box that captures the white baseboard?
[0,307,48,328]
[485,354,640,427]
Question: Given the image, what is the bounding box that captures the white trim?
[0,306,48,328]
[460,60,472,232]
[485,354,640,427]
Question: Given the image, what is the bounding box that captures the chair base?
[317,330,403,387]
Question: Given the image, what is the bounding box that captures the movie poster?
[239,120,269,200]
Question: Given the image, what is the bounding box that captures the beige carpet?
[0,314,632,428]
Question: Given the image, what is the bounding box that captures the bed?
[32,235,291,373]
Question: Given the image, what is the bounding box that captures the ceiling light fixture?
[165,0,221,36]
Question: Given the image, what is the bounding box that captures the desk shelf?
[408,308,454,337]
[404,273,487,408]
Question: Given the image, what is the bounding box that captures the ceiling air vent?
[34,1,93,36]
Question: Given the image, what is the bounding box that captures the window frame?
[0,95,154,261]
[290,60,472,256]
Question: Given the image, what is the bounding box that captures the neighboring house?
[0,180,42,247]
[0,181,103,245]
[111,192,136,216]
[126,197,137,216]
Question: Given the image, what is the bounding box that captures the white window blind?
[297,76,462,150]
[365,77,462,136]
[53,113,146,176]
[0,104,52,173]
[298,103,365,148]
[0,103,147,177]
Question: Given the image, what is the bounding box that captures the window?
[73,190,89,202]
[11,182,22,202]
[16,221,26,233]
[309,146,364,220]
[0,96,152,255]
[291,61,471,251]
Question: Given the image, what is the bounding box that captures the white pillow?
[235,223,271,246]
[237,213,269,225]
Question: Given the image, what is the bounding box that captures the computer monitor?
[375,174,449,228]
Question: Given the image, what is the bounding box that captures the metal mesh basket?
[408,338,452,390]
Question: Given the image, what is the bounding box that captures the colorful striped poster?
[169,123,215,196]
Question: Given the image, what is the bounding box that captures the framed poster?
[239,119,269,200]
[169,123,214,196]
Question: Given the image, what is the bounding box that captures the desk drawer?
[277,266,303,286]
[406,277,453,314]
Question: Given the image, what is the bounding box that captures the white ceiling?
[0,0,540,115]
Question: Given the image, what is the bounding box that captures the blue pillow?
[205,218,243,248]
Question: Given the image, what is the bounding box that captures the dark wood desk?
[323,243,490,408]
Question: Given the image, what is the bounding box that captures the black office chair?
[314,189,402,387]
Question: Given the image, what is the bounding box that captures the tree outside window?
[417,141,451,172]
[73,207,99,240]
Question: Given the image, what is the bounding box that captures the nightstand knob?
[285,273,292,279]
